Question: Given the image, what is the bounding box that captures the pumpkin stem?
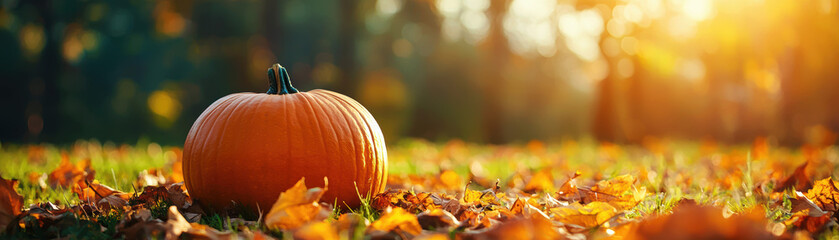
[266,63,300,95]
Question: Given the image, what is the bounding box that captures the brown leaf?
[0,175,23,233]
[264,177,330,230]
[790,191,829,217]
[775,161,813,192]
[459,216,559,240]
[72,180,131,211]
[165,205,192,239]
[627,201,772,240]
[48,155,95,188]
[785,211,832,233]
[369,207,423,236]
[135,182,193,210]
[417,209,460,230]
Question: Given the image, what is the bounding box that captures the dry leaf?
[790,191,829,217]
[551,202,618,228]
[627,201,772,240]
[264,177,330,230]
[459,216,559,240]
[137,169,168,187]
[775,161,813,192]
[73,180,131,211]
[417,209,460,230]
[369,207,423,236]
[48,155,95,188]
[805,177,839,216]
[591,175,635,196]
[294,221,339,240]
[0,175,23,233]
[524,169,554,192]
[437,170,463,190]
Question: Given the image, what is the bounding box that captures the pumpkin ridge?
[237,94,265,207]
[313,91,363,203]
[308,91,361,204]
[296,93,333,189]
[210,94,257,204]
[195,95,241,196]
[313,90,375,197]
[188,94,241,202]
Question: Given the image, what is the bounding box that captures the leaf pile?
[1,138,839,239]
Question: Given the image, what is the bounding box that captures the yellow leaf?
[524,169,554,192]
[592,175,636,196]
[805,177,839,214]
[369,207,422,235]
[551,202,618,228]
[265,177,331,230]
[294,221,339,240]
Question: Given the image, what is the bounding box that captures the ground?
[0,138,837,239]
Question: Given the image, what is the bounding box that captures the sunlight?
[504,0,558,56]
[680,0,713,21]
[376,0,403,16]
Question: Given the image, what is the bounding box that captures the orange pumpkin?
[183,64,387,211]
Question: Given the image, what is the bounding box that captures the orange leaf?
[437,170,462,190]
[0,175,23,232]
[524,169,554,192]
[551,202,618,228]
[48,155,95,188]
[73,180,131,211]
[459,216,559,240]
[369,207,423,235]
[264,177,330,230]
[627,201,772,240]
[592,174,635,196]
[294,221,339,240]
[805,177,839,215]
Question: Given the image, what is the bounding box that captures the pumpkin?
[183,64,387,211]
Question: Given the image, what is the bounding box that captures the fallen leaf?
[136,169,168,187]
[804,177,839,217]
[264,177,330,230]
[294,221,339,240]
[415,233,451,240]
[459,216,559,240]
[775,161,812,192]
[48,155,95,188]
[551,202,618,228]
[165,205,192,239]
[72,180,131,211]
[437,170,463,190]
[627,201,772,240]
[0,175,24,233]
[369,207,423,236]
[417,209,460,230]
[790,191,829,217]
[27,172,47,189]
[524,169,554,192]
[591,175,635,196]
